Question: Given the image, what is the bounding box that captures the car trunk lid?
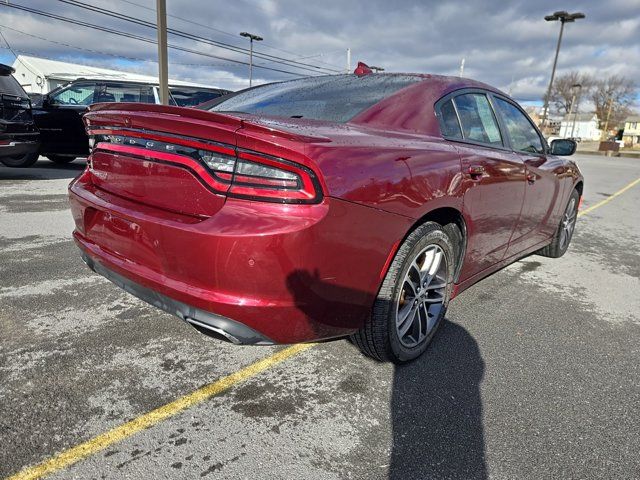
[84,103,244,218]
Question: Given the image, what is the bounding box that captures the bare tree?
[544,71,594,115]
[591,75,637,129]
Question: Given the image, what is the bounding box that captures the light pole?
[240,31,263,87]
[540,11,585,129]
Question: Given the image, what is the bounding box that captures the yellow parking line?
[578,177,640,218]
[6,343,314,480]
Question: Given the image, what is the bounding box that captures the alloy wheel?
[396,245,448,348]
[559,197,577,251]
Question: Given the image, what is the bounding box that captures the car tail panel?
[90,146,230,218]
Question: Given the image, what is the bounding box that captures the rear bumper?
[81,253,274,345]
[69,170,412,344]
[0,138,40,158]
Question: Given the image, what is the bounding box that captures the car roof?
[254,72,505,97]
[347,73,509,136]
[379,72,505,96]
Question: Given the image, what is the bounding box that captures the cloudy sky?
[1,0,638,106]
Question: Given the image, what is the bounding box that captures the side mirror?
[41,94,52,108]
[549,139,577,156]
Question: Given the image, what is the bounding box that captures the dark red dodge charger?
[69,73,582,363]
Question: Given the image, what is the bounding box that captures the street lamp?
[540,11,585,129]
[239,31,263,87]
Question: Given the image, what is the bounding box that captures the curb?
[577,150,640,159]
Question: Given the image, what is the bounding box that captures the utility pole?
[566,92,576,138]
[240,31,263,87]
[602,97,614,140]
[156,0,169,105]
[459,58,465,77]
[346,48,351,73]
[540,11,585,129]
[570,83,582,138]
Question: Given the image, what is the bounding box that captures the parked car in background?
[69,72,582,363]
[32,78,229,165]
[0,64,40,168]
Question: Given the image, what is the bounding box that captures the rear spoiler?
[85,103,331,144]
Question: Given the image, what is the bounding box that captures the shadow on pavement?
[389,320,486,479]
[285,269,487,479]
[0,158,85,181]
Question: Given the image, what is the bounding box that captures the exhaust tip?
[185,317,241,345]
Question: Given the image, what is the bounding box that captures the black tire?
[47,155,76,164]
[351,222,456,363]
[537,188,580,258]
[0,151,39,168]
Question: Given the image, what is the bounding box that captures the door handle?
[468,165,485,180]
[526,173,536,184]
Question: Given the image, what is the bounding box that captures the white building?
[622,116,640,146]
[558,113,601,141]
[11,55,213,94]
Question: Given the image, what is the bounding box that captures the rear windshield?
[207,75,421,123]
[0,74,27,98]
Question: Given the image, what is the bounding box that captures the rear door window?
[438,99,463,139]
[50,82,96,105]
[95,83,155,104]
[453,93,502,146]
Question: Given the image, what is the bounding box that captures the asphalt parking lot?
[1,153,639,480]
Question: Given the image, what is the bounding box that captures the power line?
[0,3,311,78]
[56,0,340,74]
[0,28,41,79]
[0,25,157,64]
[0,24,242,69]
[111,0,345,71]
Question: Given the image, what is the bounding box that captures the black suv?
[0,64,40,168]
[32,79,230,164]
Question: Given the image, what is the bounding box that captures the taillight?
[227,149,320,203]
[90,133,322,204]
[200,151,236,182]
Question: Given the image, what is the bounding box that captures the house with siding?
[622,116,640,146]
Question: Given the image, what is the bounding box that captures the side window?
[95,83,155,104]
[437,99,462,139]
[453,93,502,146]
[50,82,95,106]
[493,98,544,154]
